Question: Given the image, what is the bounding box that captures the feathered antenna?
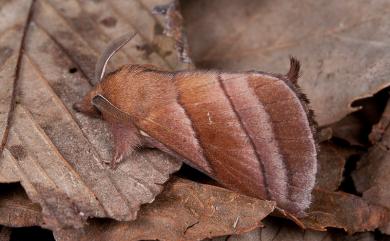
[94,33,136,84]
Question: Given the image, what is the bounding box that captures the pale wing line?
[173,71,282,100]
[217,73,270,199]
[174,90,213,174]
[251,76,318,196]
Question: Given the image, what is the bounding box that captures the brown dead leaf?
[271,142,382,234]
[53,178,275,241]
[331,115,368,147]
[302,189,389,234]
[315,142,351,191]
[331,91,388,147]
[215,218,376,241]
[0,227,11,241]
[182,0,390,126]
[0,0,188,229]
[0,0,33,155]
[352,98,390,233]
[0,184,42,227]
[368,97,390,144]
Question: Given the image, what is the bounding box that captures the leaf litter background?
[0,0,390,240]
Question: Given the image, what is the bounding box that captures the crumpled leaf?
[315,142,351,191]
[331,92,388,147]
[0,227,11,241]
[182,0,390,126]
[352,98,390,234]
[274,140,388,234]
[330,115,368,147]
[291,143,388,234]
[53,178,275,241]
[0,0,33,154]
[0,0,188,229]
[302,189,389,234]
[0,184,42,227]
[272,142,386,234]
[214,218,376,241]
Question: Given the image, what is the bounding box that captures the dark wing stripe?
[173,87,214,175]
[175,72,267,198]
[217,73,271,200]
[219,73,290,205]
[146,102,213,174]
[250,73,317,216]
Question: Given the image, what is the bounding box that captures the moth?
[74,33,318,217]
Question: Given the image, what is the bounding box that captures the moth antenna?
[92,94,135,122]
[286,57,300,84]
[94,33,136,83]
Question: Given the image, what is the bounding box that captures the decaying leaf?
[213,218,376,241]
[53,178,275,241]
[352,98,390,233]
[331,91,388,147]
[182,0,390,126]
[0,0,190,229]
[266,140,389,233]
[270,141,383,234]
[0,0,33,155]
[330,115,368,147]
[315,142,352,191]
[0,184,42,227]
[302,189,389,234]
[0,227,11,241]
[152,0,192,65]
[1,0,389,239]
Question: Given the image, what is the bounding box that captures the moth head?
[73,33,136,118]
[73,85,102,118]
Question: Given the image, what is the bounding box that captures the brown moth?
[74,33,318,217]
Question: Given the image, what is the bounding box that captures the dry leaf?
[182,0,390,126]
[0,184,42,227]
[331,92,388,147]
[215,218,376,241]
[53,178,275,241]
[273,142,382,234]
[315,142,349,191]
[0,227,11,241]
[0,0,189,229]
[331,115,368,147]
[302,189,389,234]
[0,0,33,154]
[352,98,390,234]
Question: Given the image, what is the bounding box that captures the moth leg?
[91,94,141,168]
[109,121,142,169]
